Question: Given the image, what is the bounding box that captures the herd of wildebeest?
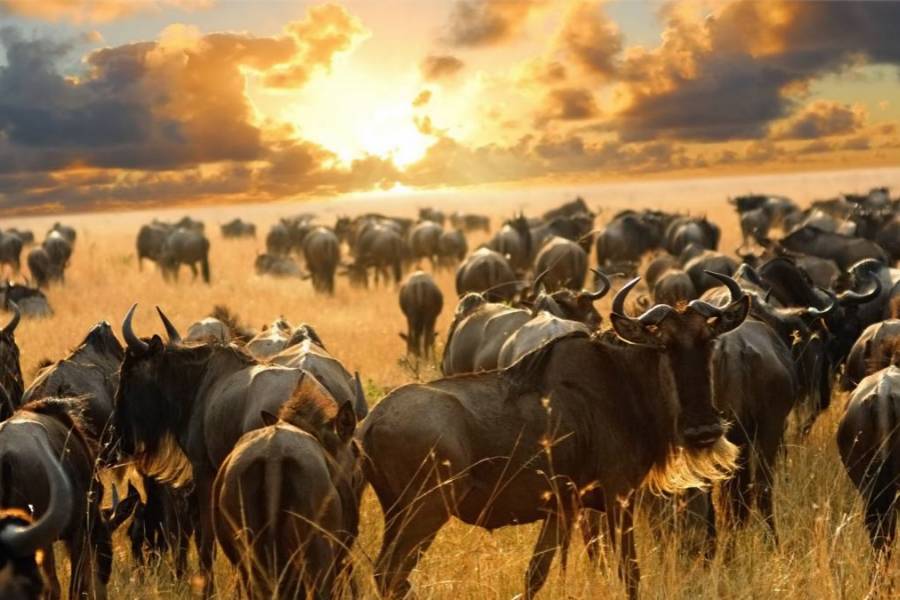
[1,188,900,599]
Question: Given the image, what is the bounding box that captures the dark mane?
[18,396,99,457]
[869,336,900,374]
[168,339,257,368]
[210,305,255,342]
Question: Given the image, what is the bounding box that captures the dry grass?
[5,167,899,599]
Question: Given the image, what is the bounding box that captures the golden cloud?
[0,0,213,23]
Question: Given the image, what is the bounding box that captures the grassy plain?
[6,167,900,598]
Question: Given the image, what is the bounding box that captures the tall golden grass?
[5,167,898,598]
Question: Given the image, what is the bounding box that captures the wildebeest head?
[114,305,210,472]
[529,268,610,330]
[0,305,23,421]
[610,272,750,449]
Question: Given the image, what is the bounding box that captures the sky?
[0,0,898,214]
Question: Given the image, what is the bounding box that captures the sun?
[356,103,431,167]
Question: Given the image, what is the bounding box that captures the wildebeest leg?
[610,498,639,600]
[41,544,62,600]
[524,512,570,598]
[196,479,217,599]
[374,496,450,599]
[863,470,899,555]
[721,441,751,531]
[756,422,784,545]
[190,263,198,280]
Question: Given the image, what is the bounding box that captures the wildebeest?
[0,397,112,600]
[112,305,343,597]
[344,224,405,287]
[303,227,341,294]
[653,269,698,305]
[533,236,588,292]
[0,282,51,318]
[437,229,468,268]
[488,214,532,272]
[683,249,738,294]
[5,228,34,246]
[418,207,446,226]
[174,216,204,233]
[449,211,490,233]
[454,247,519,302]
[841,320,900,391]
[409,221,443,268]
[0,231,23,273]
[42,232,72,283]
[26,247,58,288]
[212,399,361,599]
[160,229,211,283]
[595,210,670,274]
[220,218,256,239]
[442,272,608,375]
[136,223,172,271]
[665,216,720,255]
[0,305,22,421]
[779,226,888,270]
[361,274,746,600]
[255,253,304,278]
[48,222,76,245]
[398,271,443,358]
[542,196,594,221]
[837,366,900,554]
[245,318,302,360]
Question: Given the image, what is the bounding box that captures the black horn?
[838,274,882,306]
[586,269,611,300]
[2,302,20,336]
[705,270,743,304]
[0,435,73,556]
[156,306,182,343]
[122,303,149,353]
[611,277,641,316]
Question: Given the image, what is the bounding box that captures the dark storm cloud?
[615,0,900,143]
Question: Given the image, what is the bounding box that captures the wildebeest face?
[113,335,170,458]
[611,274,750,450]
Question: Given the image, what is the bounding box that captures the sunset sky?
[1,0,899,213]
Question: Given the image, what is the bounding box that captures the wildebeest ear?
[610,313,663,348]
[149,335,165,351]
[707,295,751,337]
[398,332,408,341]
[333,401,356,443]
[260,411,279,427]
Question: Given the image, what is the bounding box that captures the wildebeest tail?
[265,452,283,559]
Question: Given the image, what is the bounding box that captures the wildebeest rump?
[455,247,519,302]
[303,227,341,294]
[363,274,747,599]
[212,399,361,600]
[837,366,900,554]
[398,271,443,358]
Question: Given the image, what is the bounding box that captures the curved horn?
[2,302,20,336]
[838,274,882,306]
[805,297,837,318]
[705,271,743,304]
[531,265,552,296]
[155,307,181,343]
[586,269,611,300]
[611,277,641,316]
[637,304,676,325]
[122,303,149,353]
[0,435,73,557]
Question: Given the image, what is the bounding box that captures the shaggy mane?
[277,378,338,437]
[643,436,739,494]
[19,396,99,458]
[210,305,255,342]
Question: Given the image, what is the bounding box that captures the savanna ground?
[6,166,900,599]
